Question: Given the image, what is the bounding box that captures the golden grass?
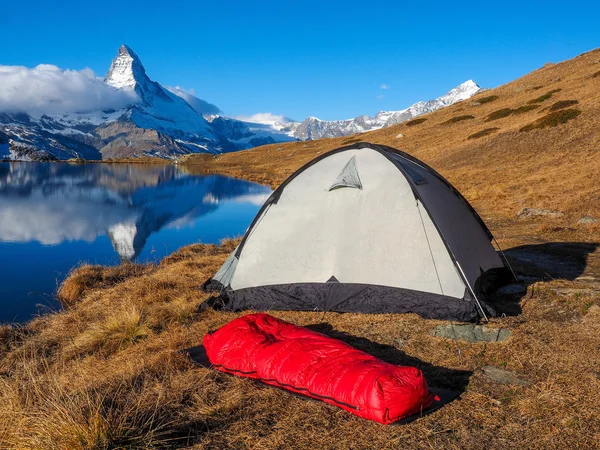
[58,263,154,306]
[2,49,600,449]
[71,307,150,356]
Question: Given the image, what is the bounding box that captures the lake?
[0,162,271,323]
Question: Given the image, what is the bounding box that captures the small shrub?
[520,109,581,132]
[527,89,562,104]
[477,95,499,104]
[442,115,475,125]
[513,105,540,114]
[468,128,500,139]
[549,100,579,111]
[486,108,513,121]
[405,118,427,127]
[72,308,150,355]
[592,70,600,78]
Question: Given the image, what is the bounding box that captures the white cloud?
[380,84,389,90]
[0,64,138,117]
[376,94,384,99]
[235,112,290,125]
[168,85,196,96]
[165,85,221,116]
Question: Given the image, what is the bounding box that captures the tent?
[204,142,512,321]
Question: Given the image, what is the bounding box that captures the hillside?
[0,49,599,449]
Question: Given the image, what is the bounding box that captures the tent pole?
[493,237,519,282]
[456,261,488,322]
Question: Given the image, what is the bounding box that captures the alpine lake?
[0,161,271,322]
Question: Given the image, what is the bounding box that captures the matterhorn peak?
[105,44,147,91]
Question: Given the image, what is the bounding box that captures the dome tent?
[204,142,511,321]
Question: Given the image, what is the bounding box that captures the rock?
[482,366,530,386]
[578,216,598,224]
[583,305,600,327]
[471,101,481,106]
[544,62,555,68]
[516,207,564,219]
[395,133,404,139]
[575,276,596,282]
[432,324,512,342]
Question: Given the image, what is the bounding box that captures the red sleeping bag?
[203,313,433,424]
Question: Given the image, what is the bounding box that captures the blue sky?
[2,0,599,120]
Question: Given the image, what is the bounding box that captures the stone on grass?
[575,276,596,282]
[517,208,564,218]
[432,324,511,342]
[583,305,600,325]
[578,216,598,224]
[482,366,530,386]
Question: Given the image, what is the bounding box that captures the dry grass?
[2,49,600,449]
[58,263,154,306]
[71,307,150,356]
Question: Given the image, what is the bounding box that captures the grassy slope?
[1,51,600,449]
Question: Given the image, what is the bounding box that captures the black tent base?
[183,345,460,425]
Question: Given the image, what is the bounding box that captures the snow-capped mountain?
[0,45,239,160]
[166,86,221,117]
[289,80,483,140]
[0,44,482,161]
[208,115,298,149]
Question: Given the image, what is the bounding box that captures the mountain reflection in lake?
[0,162,271,322]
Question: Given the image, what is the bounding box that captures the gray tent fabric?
[211,251,238,288]
[204,142,511,321]
[328,155,362,190]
